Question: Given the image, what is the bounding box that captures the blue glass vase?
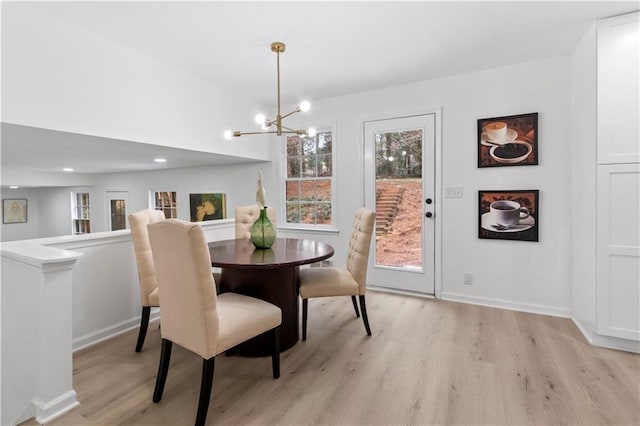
[250,207,276,249]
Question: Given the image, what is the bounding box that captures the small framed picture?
[3,199,27,224]
[478,190,539,242]
[478,112,538,168]
[189,193,227,222]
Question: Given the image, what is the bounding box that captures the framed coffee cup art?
[478,112,538,168]
[478,190,539,242]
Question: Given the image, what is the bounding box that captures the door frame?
[360,108,442,298]
[104,190,130,231]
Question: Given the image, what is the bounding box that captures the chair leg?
[351,295,361,318]
[135,306,151,352]
[195,357,216,426]
[271,326,281,379]
[358,295,372,336]
[153,339,173,403]
[302,298,308,341]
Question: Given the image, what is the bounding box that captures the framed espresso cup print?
[478,190,539,242]
[478,112,538,168]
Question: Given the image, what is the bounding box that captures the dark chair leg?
[302,298,308,341]
[153,339,173,403]
[271,326,281,379]
[195,357,216,426]
[351,295,361,318]
[135,306,151,352]
[358,295,372,336]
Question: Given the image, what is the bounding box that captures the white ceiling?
[2,1,637,186]
[1,123,256,175]
[26,1,637,105]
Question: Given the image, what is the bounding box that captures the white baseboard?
[73,309,160,352]
[34,390,79,425]
[572,318,640,353]
[437,292,638,353]
[368,285,435,300]
[440,291,572,318]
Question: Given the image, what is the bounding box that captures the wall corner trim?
[34,390,80,425]
[572,317,640,353]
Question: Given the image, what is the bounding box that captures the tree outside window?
[285,131,333,225]
[375,130,422,178]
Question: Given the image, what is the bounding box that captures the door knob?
[425,212,433,218]
[425,198,433,205]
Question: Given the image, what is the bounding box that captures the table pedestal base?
[218,266,299,356]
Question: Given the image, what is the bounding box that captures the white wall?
[2,187,95,242]
[2,162,278,242]
[5,54,575,318]
[37,187,81,238]
[570,23,598,330]
[95,162,278,228]
[1,3,271,161]
[0,3,574,316]
[284,56,573,316]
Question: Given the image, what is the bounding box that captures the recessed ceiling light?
[63,168,74,172]
[9,185,18,189]
[154,158,167,163]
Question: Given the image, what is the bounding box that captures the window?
[285,131,333,226]
[152,191,177,218]
[72,192,91,234]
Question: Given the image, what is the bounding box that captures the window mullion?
[284,131,333,227]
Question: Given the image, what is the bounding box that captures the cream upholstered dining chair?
[234,205,277,238]
[148,219,282,426]
[299,207,376,340]
[129,209,165,352]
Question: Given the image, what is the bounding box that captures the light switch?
[445,187,463,198]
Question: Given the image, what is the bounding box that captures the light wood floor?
[26,292,639,425]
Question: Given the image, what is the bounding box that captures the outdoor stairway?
[375,186,405,236]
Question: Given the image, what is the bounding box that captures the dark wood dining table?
[209,237,334,356]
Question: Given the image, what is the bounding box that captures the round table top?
[208,237,334,269]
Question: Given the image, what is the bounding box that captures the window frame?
[150,190,178,219]
[71,191,91,235]
[280,125,338,232]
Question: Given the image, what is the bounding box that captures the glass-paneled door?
[106,191,129,231]
[364,114,435,294]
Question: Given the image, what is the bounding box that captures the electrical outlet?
[464,273,473,285]
[445,186,463,198]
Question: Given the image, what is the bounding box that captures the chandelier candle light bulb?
[250,171,277,249]
[255,114,266,125]
[299,100,311,112]
[223,41,314,140]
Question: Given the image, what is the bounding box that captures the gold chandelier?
[224,42,315,140]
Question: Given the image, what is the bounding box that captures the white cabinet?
[596,12,640,342]
[597,12,639,164]
[596,164,640,340]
